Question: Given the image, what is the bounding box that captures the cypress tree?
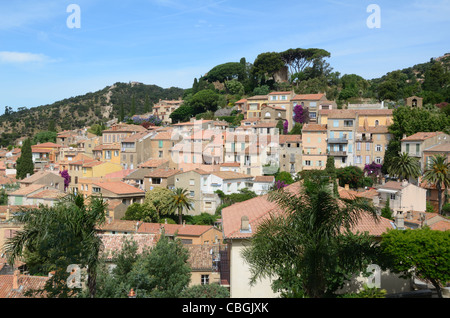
[16,138,34,179]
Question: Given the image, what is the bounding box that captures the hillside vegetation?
[0,82,184,146]
[1,48,449,146]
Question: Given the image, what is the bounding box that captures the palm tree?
[423,154,450,215]
[242,178,379,298]
[388,152,421,183]
[170,188,194,224]
[5,193,107,298]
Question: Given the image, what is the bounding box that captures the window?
[189,191,195,197]
[356,156,362,164]
[390,193,396,200]
[375,157,382,164]
[310,112,317,119]
[366,142,371,151]
[365,156,370,164]
[114,151,119,157]
[152,178,161,184]
[265,112,271,118]
[159,151,163,158]
[189,179,195,186]
[201,275,210,285]
[416,144,420,154]
[333,120,339,127]
[105,151,112,159]
[159,140,163,148]
[92,187,101,193]
[375,120,379,126]
[305,160,311,166]
[406,144,410,153]
[344,120,353,127]
[376,144,382,152]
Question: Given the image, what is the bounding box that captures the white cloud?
[0,51,49,63]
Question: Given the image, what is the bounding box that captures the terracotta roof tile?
[145,168,180,178]
[401,131,444,141]
[94,181,145,195]
[138,158,169,168]
[222,182,394,239]
[0,274,49,298]
[302,124,327,131]
[292,93,325,101]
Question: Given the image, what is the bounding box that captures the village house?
[81,180,145,207]
[373,180,427,216]
[92,143,121,165]
[8,184,66,207]
[421,142,450,211]
[31,142,61,169]
[120,130,153,170]
[151,98,184,124]
[101,123,148,145]
[19,170,65,192]
[245,95,269,119]
[301,124,328,170]
[291,93,334,126]
[221,182,407,298]
[401,131,449,172]
[278,134,302,174]
[267,91,295,118]
[143,168,180,191]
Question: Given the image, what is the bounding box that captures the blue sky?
[1,0,449,111]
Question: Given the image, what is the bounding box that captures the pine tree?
[16,138,34,179]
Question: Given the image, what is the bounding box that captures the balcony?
[329,151,347,157]
[328,138,348,144]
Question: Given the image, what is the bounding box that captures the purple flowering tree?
[274,180,287,190]
[59,170,71,191]
[364,161,382,184]
[293,104,306,123]
[293,105,309,124]
[283,120,289,134]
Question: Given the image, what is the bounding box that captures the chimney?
[344,184,350,190]
[395,211,405,230]
[240,215,250,232]
[402,179,409,187]
[13,270,20,290]
[182,220,186,227]
[406,211,413,220]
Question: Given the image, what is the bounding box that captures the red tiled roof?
[302,124,327,131]
[279,135,302,144]
[401,132,444,141]
[0,274,49,298]
[94,181,145,195]
[138,158,169,168]
[145,168,180,178]
[292,93,325,101]
[222,182,394,239]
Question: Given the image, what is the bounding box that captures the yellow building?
[92,143,121,165]
[81,161,123,179]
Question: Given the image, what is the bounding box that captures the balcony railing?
[329,151,347,157]
[328,138,348,144]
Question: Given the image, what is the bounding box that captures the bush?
[442,203,450,215]
[180,283,230,298]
